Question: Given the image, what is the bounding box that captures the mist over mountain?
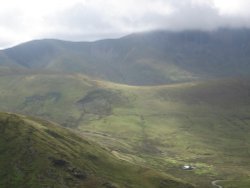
[2,0,250,187]
[1,28,250,85]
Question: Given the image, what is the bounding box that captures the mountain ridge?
[1,28,250,85]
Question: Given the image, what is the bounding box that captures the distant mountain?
[1,28,250,85]
[0,112,193,188]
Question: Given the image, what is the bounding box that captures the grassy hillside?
[0,112,194,188]
[1,28,250,85]
[76,78,250,187]
[0,73,249,187]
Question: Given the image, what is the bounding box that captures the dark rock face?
[76,89,128,116]
[102,182,118,188]
[52,159,68,167]
[67,167,87,180]
[46,129,64,139]
[49,157,87,180]
[24,92,61,105]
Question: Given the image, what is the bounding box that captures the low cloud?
[0,0,250,48]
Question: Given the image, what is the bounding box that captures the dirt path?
[212,180,224,188]
[111,151,133,163]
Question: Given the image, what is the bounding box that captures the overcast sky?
[0,0,250,49]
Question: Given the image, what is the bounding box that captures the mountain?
[1,28,250,85]
[1,28,250,187]
[0,112,193,188]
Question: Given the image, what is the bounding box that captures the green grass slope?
[0,73,249,187]
[0,112,193,188]
[76,79,250,187]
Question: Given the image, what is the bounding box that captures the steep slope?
[1,28,250,85]
[0,112,193,188]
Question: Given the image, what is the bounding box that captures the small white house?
[182,165,194,170]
